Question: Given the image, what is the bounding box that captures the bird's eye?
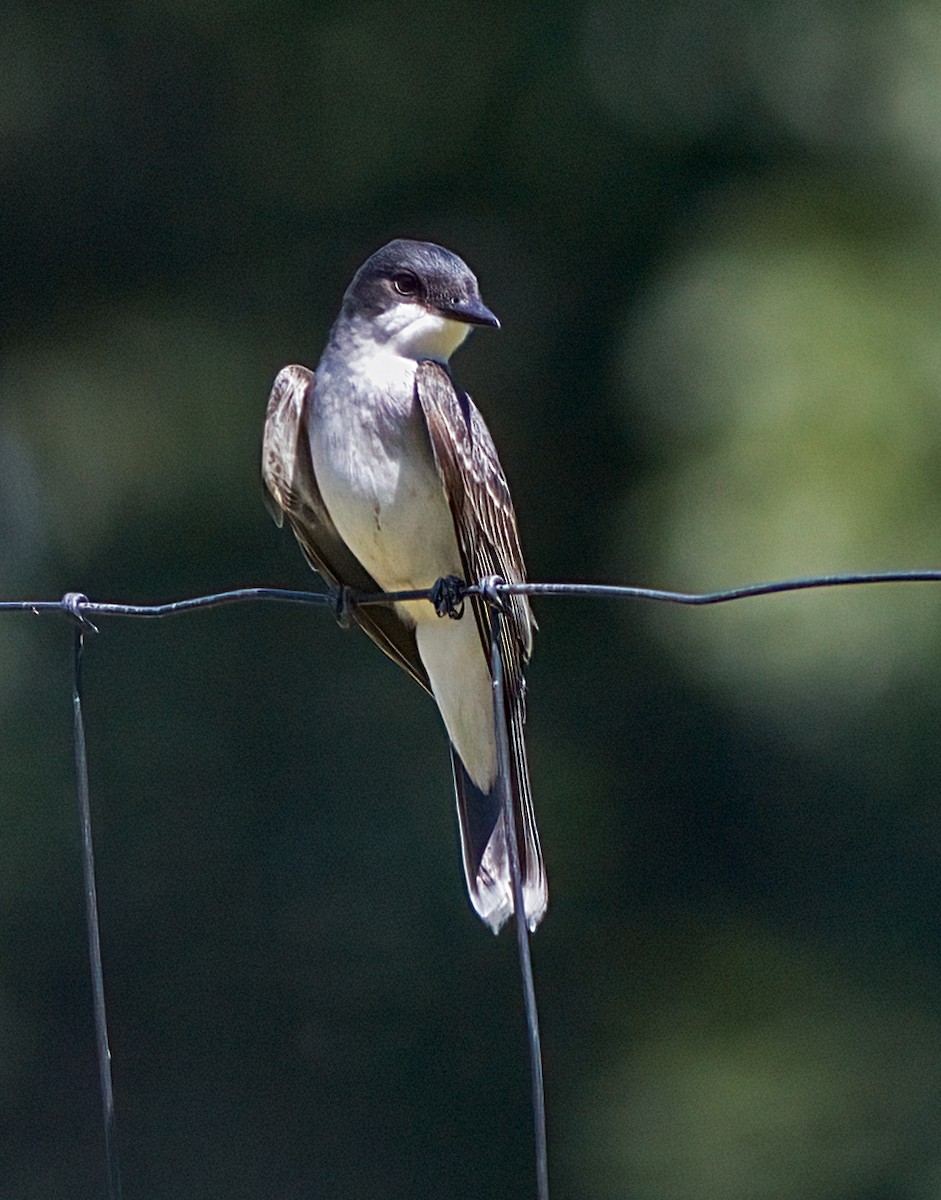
[392,272,419,297]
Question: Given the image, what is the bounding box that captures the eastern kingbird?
[261,239,546,932]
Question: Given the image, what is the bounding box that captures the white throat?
[352,301,472,365]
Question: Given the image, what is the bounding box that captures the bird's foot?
[431,575,466,620]
[333,585,356,629]
[478,575,508,613]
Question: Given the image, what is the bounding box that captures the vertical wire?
[489,606,549,1200]
[72,627,123,1200]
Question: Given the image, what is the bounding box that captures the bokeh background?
[4,2,941,1197]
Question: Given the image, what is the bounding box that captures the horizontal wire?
[14,563,938,1200]
[0,588,333,621]
[495,570,941,605]
[2,569,941,625]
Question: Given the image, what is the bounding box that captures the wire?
[5,568,941,623]
[7,565,941,1200]
[489,603,549,1200]
[71,620,122,1200]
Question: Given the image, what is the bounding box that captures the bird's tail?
[450,718,547,933]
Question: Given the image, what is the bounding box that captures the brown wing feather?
[415,359,545,930]
[413,360,534,660]
[262,365,430,694]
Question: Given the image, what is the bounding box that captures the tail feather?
[450,729,547,933]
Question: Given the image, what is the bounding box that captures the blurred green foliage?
[4,1,941,1196]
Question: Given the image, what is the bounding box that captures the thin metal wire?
[489,604,549,1200]
[484,569,941,605]
[71,624,122,1200]
[9,565,941,1200]
[0,587,332,620]
[5,568,941,623]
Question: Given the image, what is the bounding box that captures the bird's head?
[340,239,499,363]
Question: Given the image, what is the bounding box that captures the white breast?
[309,336,497,791]
[309,346,461,604]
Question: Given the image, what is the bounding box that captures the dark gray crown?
[341,239,499,328]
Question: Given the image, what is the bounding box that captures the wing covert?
[262,364,430,692]
[414,359,535,666]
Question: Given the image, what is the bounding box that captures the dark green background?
[4,2,941,1197]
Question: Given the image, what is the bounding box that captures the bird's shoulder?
[261,363,314,525]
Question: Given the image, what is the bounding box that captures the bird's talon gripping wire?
[333,585,356,629]
[431,575,466,620]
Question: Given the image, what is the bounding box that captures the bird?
[261,239,546,932]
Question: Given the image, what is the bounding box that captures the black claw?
[478,575,508,612]
[431,575,466,620]
[61,592,99,634]
[333,585,355,629]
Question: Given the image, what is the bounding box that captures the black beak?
[439,295,501,329]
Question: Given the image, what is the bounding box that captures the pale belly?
[308,365,496,788]
[309,400,461,611]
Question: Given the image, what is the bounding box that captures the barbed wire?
[6,567,941,1200]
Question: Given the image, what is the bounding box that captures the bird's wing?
[413,359,534,663]
[415,359,545,931]
[262,364,430,694]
